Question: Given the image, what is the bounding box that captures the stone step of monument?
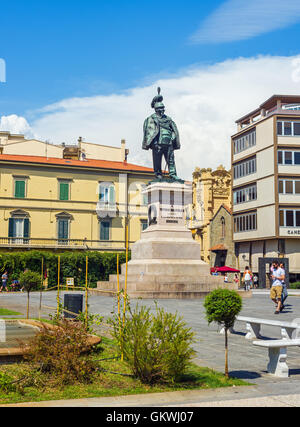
[120,262,212,276]
[96,280,236,293]
[108,273,224,285]
[90,289,247,300]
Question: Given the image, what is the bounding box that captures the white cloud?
[191,0,300,44]
[0,114,36,138]
[2,54,300,180]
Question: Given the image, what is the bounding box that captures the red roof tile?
[209,244,228,251]
[0,154,154,173]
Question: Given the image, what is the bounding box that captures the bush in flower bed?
[110,302,196,385]
[23,319,99,386]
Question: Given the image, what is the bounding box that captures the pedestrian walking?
[253,274,259,289]
[1,271,9,292]
[234,274,240,287]
[243,266,252,291]
[279,262,288,312]
[224,274,228,284]
[270,261,285,314]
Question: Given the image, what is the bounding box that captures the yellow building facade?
[188,165,232,262]
[0,145,153,252]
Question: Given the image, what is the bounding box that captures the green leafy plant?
[19,270,42,319]
[204,289,242,378]
[290,282,300,289]
[77,310,103,334]
[23,320,98,386]
[0,250,129,288]
[110,302,196,384]
[0,372,16,393]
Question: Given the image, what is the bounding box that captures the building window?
[277,120,300,136]
[221,217,225,239]
[279,179,300,195]
[100,221,110,241]
[8,216,30,244]
[234,212,257,233]
[233,157,256,180]
[279,209,300,227]
[233,129,256,154]
[278,150,300,165]
[99,183,115,204]
[58,219,69,244]
[59,181,70,201]
[14,179,26,199]
[141,220,148,233]
[233,184,257,205]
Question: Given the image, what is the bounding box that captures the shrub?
[204,289,242,378]
[19,270,42,319]
[0,372,16,393]
[23,320,98,386]
[110,303,195,384]
[0,250,129,288]
[290,282,300,289]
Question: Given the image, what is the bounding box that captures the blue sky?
[1,0,300,117]
[1,0,300,178]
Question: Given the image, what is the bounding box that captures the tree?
[204,289,242,378]
[19,270,42,319]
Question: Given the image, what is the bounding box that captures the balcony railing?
[0,238,133,251]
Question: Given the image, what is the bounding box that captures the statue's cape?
[142,114,181,151]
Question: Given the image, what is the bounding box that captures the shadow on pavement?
[229,370,262,380]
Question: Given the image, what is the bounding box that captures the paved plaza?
[1,290,300,406]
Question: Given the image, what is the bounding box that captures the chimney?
[121,139,127,162]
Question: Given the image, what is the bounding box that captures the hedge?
[0,250,129,288]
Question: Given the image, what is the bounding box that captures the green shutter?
[58,219,69,240]
[8,218,14,238]
[109,186,115,204]
[15,180,25,198]
[23,219,30,239]
[60,183,69,201]
[100,221,110,241]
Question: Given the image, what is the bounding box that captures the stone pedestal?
[97,182,238,298]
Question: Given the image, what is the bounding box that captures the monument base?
[97,182,238,299]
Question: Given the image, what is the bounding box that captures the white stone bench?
[253,339,300,377]
[232,316,300,340]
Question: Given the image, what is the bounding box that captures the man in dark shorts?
[1,271,8,292]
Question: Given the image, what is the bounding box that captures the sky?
[1,0,300,179]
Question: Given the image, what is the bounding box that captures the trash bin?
[64,294,83,319]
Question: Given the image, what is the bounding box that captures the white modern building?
[231,95,300,285]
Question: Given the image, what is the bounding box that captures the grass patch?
[0,308,22,317]
[0,335,250,405]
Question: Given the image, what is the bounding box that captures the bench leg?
[281,327,294,340]
[267,347,289,378]
[245,322,261,340]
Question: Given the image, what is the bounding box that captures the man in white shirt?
[270,261,285,314]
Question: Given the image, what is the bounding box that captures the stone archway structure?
[258,257,289,289]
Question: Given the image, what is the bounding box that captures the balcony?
[0,238,133,251]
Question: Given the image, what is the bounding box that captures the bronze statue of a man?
[142,88,182,182]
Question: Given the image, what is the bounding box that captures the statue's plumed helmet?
[151,87,164,109]
[154,102,165,109]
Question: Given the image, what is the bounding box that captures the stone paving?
[1,290,300,406]
[1,290,300,383]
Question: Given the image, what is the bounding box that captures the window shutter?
[109,186,115,204]
[8,218,14,238]
[58,219,69,239]
[15,180,25,198]
[100,222,110,241]
[23,219,30,239]
[60,183,69,201]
